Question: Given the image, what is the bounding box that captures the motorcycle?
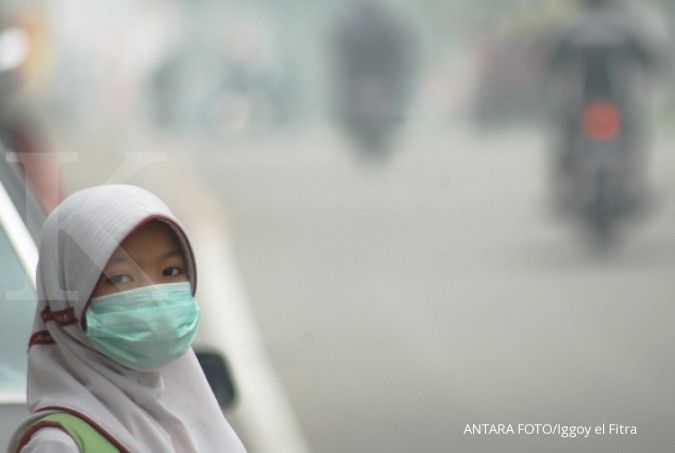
[573,98,631,248]
[560,40,644,250]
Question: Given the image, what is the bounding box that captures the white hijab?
[9,184,246,452]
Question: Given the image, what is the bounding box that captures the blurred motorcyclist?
[330,0,419,159]
[546,0,669,212]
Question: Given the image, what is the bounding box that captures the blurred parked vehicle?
[473,29,550,127]
[150,12,295,136]
[471,8,566,128]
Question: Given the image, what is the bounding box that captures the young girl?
[9,184,246,452]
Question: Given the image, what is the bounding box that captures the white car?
[0,147,40,445]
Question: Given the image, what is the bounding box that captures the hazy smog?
[2,0,675,452]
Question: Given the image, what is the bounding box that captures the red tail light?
[582,101,622,142]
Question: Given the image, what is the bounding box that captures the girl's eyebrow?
[105,248,183,269]
[160,249,183,261]
[107,254,131,266]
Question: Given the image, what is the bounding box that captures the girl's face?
[90,221,189,299]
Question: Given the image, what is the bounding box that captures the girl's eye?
[108,274,132,285]
[163,266,183,277]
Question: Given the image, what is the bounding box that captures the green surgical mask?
[85,282,200,371]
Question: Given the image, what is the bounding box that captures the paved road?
[195,122,675,453]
